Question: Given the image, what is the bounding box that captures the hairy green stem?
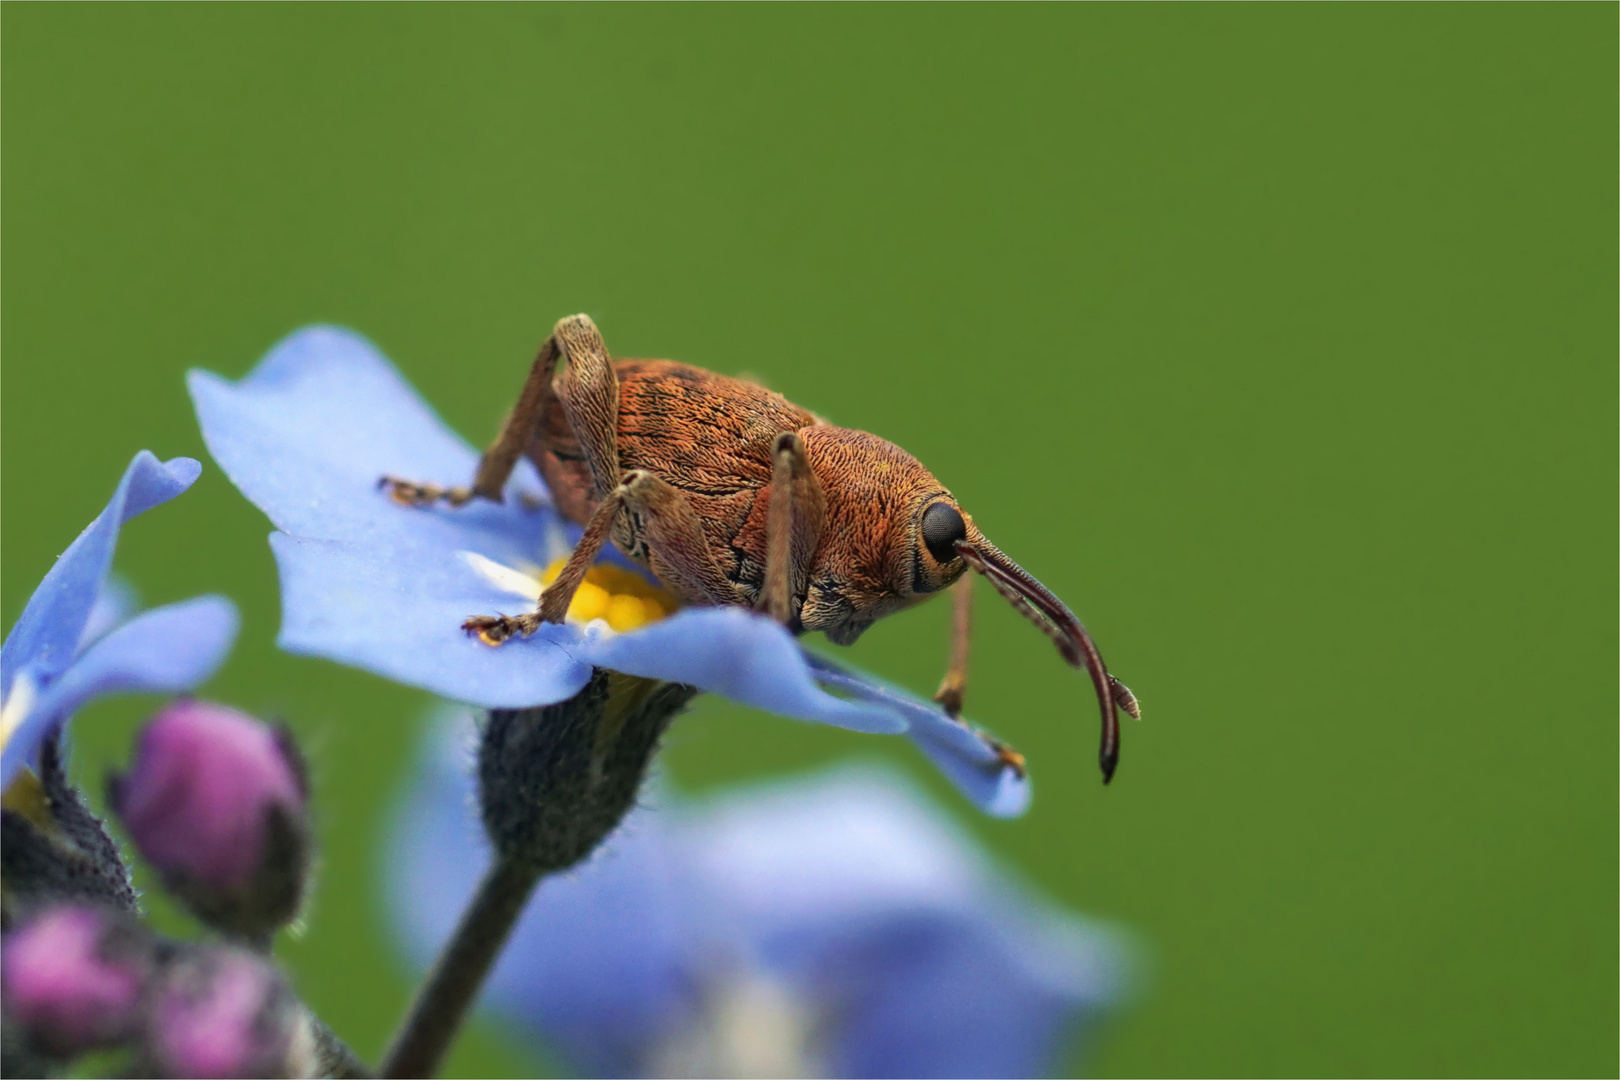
[379,857,543,1079]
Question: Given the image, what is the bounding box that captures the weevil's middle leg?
[621,472,748,608]
[933,573,974,718]
[761,432,826,626]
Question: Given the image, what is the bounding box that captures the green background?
[4,6,1615,1077]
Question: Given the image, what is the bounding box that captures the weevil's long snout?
[954,538,1139,784]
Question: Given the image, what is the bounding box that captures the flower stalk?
[381,669,696,1078]
[379,857,541,1079]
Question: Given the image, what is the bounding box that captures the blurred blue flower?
[189,328,1027,815]
[389,709,1135,1079]
[1,452,239,790]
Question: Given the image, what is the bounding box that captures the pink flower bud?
[110,700,309,937]
[143,947,308,1079]
[1,904,148,1058]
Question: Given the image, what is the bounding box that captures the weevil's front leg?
[382,335,563,508]
[761,432,826,626]
[461,474,628,644]
[463,470,747,645]
[928,573,1026,774]
[933,573,974,718]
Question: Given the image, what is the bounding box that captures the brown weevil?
[382,315,1139,782]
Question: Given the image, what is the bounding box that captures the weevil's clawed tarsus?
[954,538,1137,784]
[986,735,1028,780]
[378,475,478,509]
[462,610,541,646]
[1110,675,1142,720]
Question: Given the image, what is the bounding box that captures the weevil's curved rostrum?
[382,314,1140,783]
[954,537,1139,783]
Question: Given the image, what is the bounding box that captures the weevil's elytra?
[381,314,1138,783]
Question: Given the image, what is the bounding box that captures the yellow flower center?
[540,559,678,633]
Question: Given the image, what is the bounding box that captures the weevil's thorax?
[798,426,967,644]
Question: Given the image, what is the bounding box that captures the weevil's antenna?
[955,538,1137,784]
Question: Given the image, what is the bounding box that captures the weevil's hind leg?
[761,432,826,626]
[933,573,974,718]
[380,334,563,508]
[471,334,564,501]
[548,315,622,504]
[384,313,616,510]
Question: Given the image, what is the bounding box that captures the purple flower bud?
[109,700,310,938]
[1,904,149,1058]
[142,946,310,1079]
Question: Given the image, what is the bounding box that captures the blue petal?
[1,452,200,699]
[805,656,1031,818]
[270,533,593,709]
[577,609,905,736]
[271,529,902,733]
[188,327,549,552]
[815,911,1123,1079]
[677,768,1128,1077]
[484,818,713,1078]
[76,577,139,654]
[1,595,238,787]
[196,326,592,707]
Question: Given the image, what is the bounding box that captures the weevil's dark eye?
[921,502,966,563]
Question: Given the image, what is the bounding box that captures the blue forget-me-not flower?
[390,708,1134,1078]
[1,451,239,791]
[188,329,1028,815]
